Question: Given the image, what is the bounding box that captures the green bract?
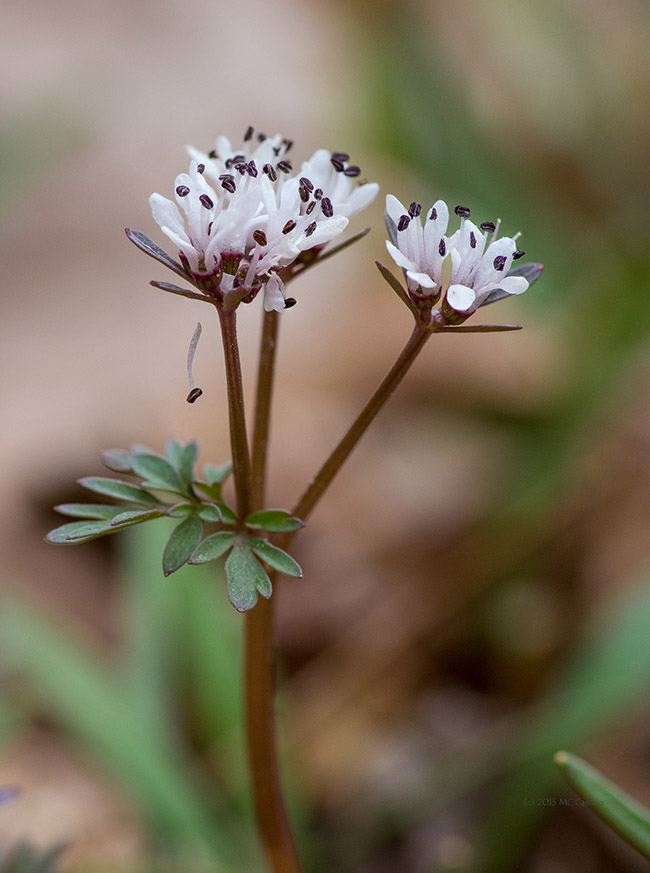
[46,442,304,610]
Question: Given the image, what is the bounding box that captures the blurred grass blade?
[555,751,650,859]
[0,595,231,861]
[478,576,650,873]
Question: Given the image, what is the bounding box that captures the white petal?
[406,270,436,289]
[150,193,186,237]
[343,182,379,216]
[297,215,348,249]
[386,240,415,271]
[263,275,285,312]
[385,194,407,226]
[446,284,476,312]
[496,275,529,295]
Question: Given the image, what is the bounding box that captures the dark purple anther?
[430,207,437,220]
[455,205,471,218]
[244,125,254,142]
[263,163,278,182]
[469,232,476,249]
[199,194,214,209]
[253,230,268,246]
[208,149,218,159]
[408,202,422,218]
[397,215,410,232]
[513,249,525,260]
[314,188,323,200]
[306,201,316,215]
[321,197,334,217]
[187,388,203,403]
[331,157,345,172]
[196,163,205,174]
[305,221,317,237]
[299,184,310,203]
[219,174,236,193]
[300,177,314,192]
[284,297,297,308]
[176,185,190,197]
[247,161,258,177]
[438,239,446,256]
[282,220,297,235]
[331,152,350,162]
[277,159,292,173]
[493,255,507,271]
[343,165,361,177]
[480,221,496,233]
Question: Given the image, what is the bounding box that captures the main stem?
[220,305,301,873]
[217,307,253,519]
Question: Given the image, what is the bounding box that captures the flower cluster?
[385,195,529,323]
[146,127,379,312]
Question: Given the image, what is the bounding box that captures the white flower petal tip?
[384,195,536,325]
[143,127,378,309]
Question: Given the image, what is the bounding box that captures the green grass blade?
[555,751,650,859]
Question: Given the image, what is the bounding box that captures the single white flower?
[147,128,377,312]
[385,195,528,319]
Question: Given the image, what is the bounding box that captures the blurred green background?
[2,0,650,870]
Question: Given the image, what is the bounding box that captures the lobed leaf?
[245,509,304,533]
[54,504,123,520]
[165,439,184,471]
[46,520,113,544]
[78,477,161,506]
[225,541,272,612]
[131,452,185,494]
[110,509,165,527]
[197,504,222,523]
[179,442,199,490]
[102,449,134,473]
[248,536,303,578]
[162,514,203,577]
[203,462,232,486]
[189,532,235,565]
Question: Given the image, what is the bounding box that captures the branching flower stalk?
[46,126,543,873]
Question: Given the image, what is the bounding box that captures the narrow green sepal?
[245,509,304,533]
[188,532,235,565]
[439,324,523,333]
[125,228,189,281]
[149,280,211,304]
[78,477,161,506]
[555,752,650,860]
[375,261,414,310]
[162,514,203,576]
[249,536,303,577]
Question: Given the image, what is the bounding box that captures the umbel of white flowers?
[385,195,529,323]
[145,127,379,311]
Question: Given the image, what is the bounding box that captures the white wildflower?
[385,195,528,319]
[148,128,378,312]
